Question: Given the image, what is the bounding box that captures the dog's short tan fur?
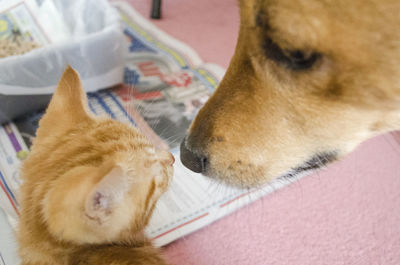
[183,0,400,187]
[18,67,174,265]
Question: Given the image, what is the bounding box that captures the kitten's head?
[23,67,174,245]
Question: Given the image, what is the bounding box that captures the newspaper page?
[0,1,296,262]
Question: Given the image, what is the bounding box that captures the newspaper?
[0,1,292,263]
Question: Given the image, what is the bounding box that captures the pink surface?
[129,1,400,264]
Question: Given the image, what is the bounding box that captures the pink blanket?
[130,1,400,264]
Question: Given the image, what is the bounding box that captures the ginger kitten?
[17,66,174,265]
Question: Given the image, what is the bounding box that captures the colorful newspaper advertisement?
[0,1,301,263]
[0,0,50,45]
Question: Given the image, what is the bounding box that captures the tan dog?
[180,0,400,188]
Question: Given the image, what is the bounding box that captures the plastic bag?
[0,0,126,123]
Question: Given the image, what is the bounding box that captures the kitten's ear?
[85,165,130,225]
[40,66,91,130]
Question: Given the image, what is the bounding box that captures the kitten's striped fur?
[17,67,174,265]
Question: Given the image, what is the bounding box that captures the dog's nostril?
[201,157,208,171]
[180,139,207,174]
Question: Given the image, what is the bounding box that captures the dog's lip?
[200,155,334,187]
[279,151,338,180]
[278,168,308,180]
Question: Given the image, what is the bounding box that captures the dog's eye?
[263,37,320,71]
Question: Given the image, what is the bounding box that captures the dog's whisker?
[383,134,400,157]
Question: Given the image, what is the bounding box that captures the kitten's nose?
[160,151,175,166]
[180,139,208,173]
[168,153,175,166]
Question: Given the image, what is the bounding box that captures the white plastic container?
[0,0,126,123]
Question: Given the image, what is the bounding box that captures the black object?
[180,138,208,174]
[0,94,51,125]
[151,0,162,19]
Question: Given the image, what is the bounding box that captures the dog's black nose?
[180,139,207,173]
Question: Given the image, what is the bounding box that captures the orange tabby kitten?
[17,66,174,265]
